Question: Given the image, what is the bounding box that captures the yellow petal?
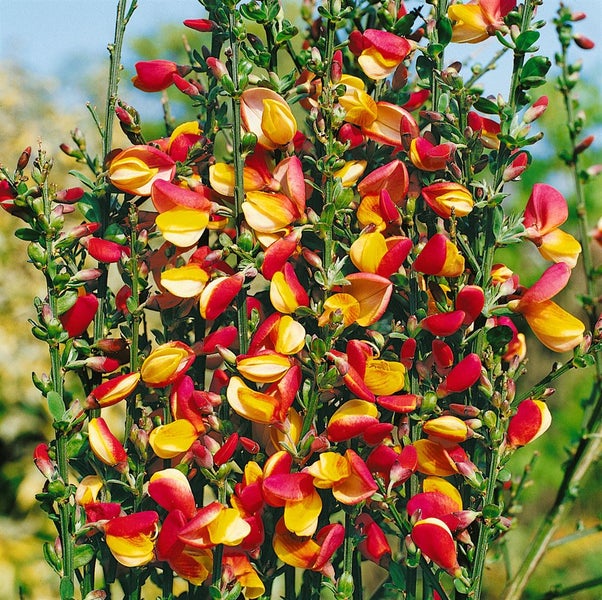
[149,419,199,459]
[155,207,210,247]
[161,264,209,298]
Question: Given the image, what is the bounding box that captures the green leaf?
[393,12,418,36]
[454,577,471,594]
[514,30,540,52]
[55,289,79,315]
[105,223,127,244]
[427,43,444,58]
[77,192,102,223]
[73,544,96,569]
[68,170,96,190]
[520,56,551,89]
[389,561,406,589]
[416,56,435,83]
[43,541,62,573]
[437,17,453,46]
[47,391,65,421]
[497,468,512,483]
[473,96,499,115]
[486,325,513,353]
[15,227,40,242]
[60,575,75,600]
[482,503,502,519]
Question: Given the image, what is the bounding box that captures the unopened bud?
[573,33,595,50]
[392,64,408,91]
[17,146,32,171]
[449,403,480,417]
[575,134,594,156]
[216,345,237,365]
[301,247,323,269]
[523,96,548,123]
[337,571,355,598]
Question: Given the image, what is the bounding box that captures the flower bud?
[141,341,195,388]
[88,417,128,472]
[17,146,32,171]
[573,33,595,50]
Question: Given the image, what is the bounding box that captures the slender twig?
[539,576,602,599]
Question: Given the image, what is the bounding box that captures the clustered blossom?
[4,0,599,598]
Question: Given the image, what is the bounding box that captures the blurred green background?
[0,1,601,598]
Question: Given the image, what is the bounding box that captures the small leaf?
[43,542,62,573]
[437,17,453,46]
[15,228,41,242]
[520,56,551,89]
[473,97,499,115]
[73,544,96,569]
[60,575,75,600]
[497,468,512,483]
[47,391,65,421]
[55,289,79,315]
[77,192,102,222]
[514,30,540,52]
[454,577,471,594]
[486,325,513,353]
[389,561,406,589]
[393,12,418,36]
[416,56,435,82]
[482,503,502,519]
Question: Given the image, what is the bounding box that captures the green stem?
[103,0,136,161]
[516,347,602,404]
[470,449,500,598]
[284,565,296,600]
[94,0,137,344]
[320,0,338,273]
[556,27,602,384]
[124,199,142,443]
[539,575,602,599]
[42,165,75,598]
[211,482,228,591]
[229,8,249,355]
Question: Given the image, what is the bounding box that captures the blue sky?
[1,0,600,114]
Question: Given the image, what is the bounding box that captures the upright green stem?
[124,200,142,443]
[320,0,338,273]
[229,8,250,355]
[95,0,137,344]
[42,169,75,598]
[557,35,602,383]
[470,450,500,598]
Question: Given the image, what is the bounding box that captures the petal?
[507,399,552,447]
[523,183,568,236]
[284,490,322,537]
[149,468,197,519]
[226,376,280,424]
[332,449,378,504]
[345,272,393,326]
[161,264,209,298]
[104,511,159,567]
[414,439,458,476]
[411,518,461,575]
[519,299,585,352]
[149,419,199,458]
[538,229,581,268]
[208,508,252,546]
[155,207,210,247]
[327,400,380,443]
[236,351,292,383]
[273,518,320,569]
[199,273,244,320]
